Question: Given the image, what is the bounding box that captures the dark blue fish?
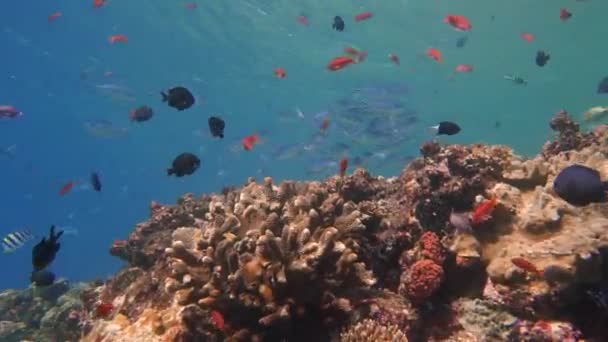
[332,16,344,31]
[598,76,608,94]
[535,50,550,67]
[208,116,225,138]
[30,270,55,287]
[553,164,608,206]
[430,121,461,136]
[91,172,102,192]
[456,36,468,48]
[32,225,63,271]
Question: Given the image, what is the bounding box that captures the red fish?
[444,15,472,31]
[427,48,442,63]
[520,32,534,42]
[388,54,400,66]
[320,117,329,134]
[108,34,128,44]
[95,302,114,318]
[211,310,225,331]
[471,197,497,225]
[339,158,348,177]
[511,257,542,275]
[560,8,572,22]
[274,67,286,78]
[297,15,309,26]
[242,134,259,151]
[59,181,73,196]
[48,12,62,22]
[354,12,372,22]
[93,0,105,8]
[327,56,355,71]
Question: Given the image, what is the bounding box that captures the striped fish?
[2,230,34,253]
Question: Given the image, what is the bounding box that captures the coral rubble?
[3,112,608,341]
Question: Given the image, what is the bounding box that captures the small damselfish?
[2,229,34,253]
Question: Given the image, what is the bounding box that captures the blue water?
[0,0,606,290]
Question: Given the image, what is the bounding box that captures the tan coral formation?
[82,112,608,341]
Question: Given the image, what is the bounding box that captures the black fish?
[553,164,608,206]
[129,105,154,122]
[456,36,468,48]
[597,76,608,94]
[30,270,56,287]
[535,51,550,67]
[161,87,195,111]
[430,121,461,136]
[167,152,200,177]
[91,172,102,192]
[332,16,345,31]
[32,225,63,271]
[208,116,225,138]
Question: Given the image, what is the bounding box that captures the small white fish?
[582,106,608,122]
[295,107,305,119]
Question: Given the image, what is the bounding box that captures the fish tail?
[161,92,168,102]
[427,125,439,135]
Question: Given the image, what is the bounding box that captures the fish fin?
[167,168,174,176]
[161,92,168,102]
[128,110,135,120]
[603,181,608,191]
[219,134,224,138]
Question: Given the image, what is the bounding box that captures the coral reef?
[3,112,608,341]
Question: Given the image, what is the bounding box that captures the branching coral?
[340,318,408,342]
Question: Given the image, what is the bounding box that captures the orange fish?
[520,32,534,42]
[59,181,73,196]
[242,134,259,151]
[48,12,62,22]
[344,47,359,56]
[297,15,309,26]
[108,34,128,44]
[388,54,400,65]
[560,8,572,22]
[320,117,330,133]
[444,14,472,31]
[471,197,497,225]
[356,51,368,64]
[427,48,442,63]
[274,67,286,78]
[354,12,373,22]
[454,64,473,73]
[93,0,105,8]
[339,157,348,177]
[327,56,355,71]
[95,302,114,318]
[211,310,225,331]
[511,257,542,275]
